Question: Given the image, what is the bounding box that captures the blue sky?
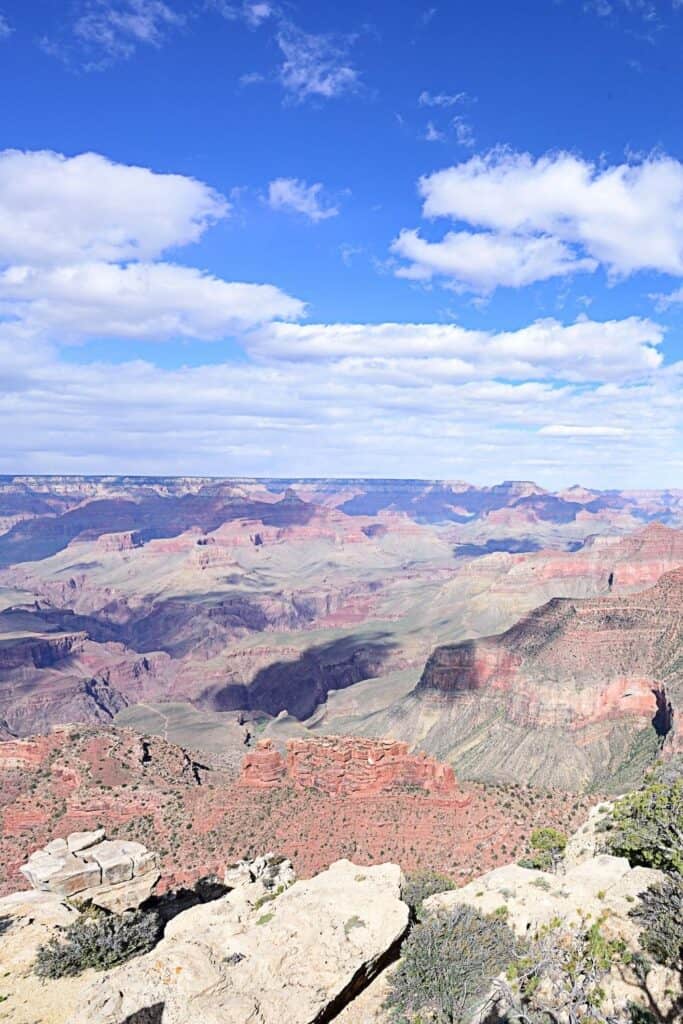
[1,0,683,485]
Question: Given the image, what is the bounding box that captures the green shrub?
[34,907,161,979]
[630,873,683,968]
[607,777,683,874]
[384,904,515,1023]
[518,827,567,872]
[401,871,454,920]
[495,915,627,1024]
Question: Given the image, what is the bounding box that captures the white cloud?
[0,12,12,38]
[0,262,304,341]
[413,149,683,282]
[276,24,358,100]
[538,424,628,437]
[43,0,185,68]
[243,2,272,27]
[391,228,597,292]
[452,116,475,148]
[418,90,468,107]
[424,122,445,142]
[212,1,273,27]
[248,316,663,382]
[0,150,228,265]
[0,149,304,347]
[0,324,679,483]
[267,177,339,222]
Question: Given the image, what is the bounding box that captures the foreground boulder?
[20,829,160,913]
[69,859,408,1024]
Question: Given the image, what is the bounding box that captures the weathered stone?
[20,831,159,910]
[91,871,161,914]
[83,840,136,884]
[66,828,105,854]
[70,859,409,1024]
[133,849,160,877]
[49,854,102,897]
[240,735,465,799]
[20,850,64,890]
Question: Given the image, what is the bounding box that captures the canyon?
[0,724,592,899]
[0,475,681,811]
[371,567,683,791]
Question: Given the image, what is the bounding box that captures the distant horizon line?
[0,474,673,494]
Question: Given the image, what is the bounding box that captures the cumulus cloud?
[267,178,339,222]
[248,316,663,382]
[0,262,304,341]
[0,12,12,38]
[0,150,229,265]
[394,149,683,292]
[0,149,303,347]
[0,322,679,482]
[276,24,358,100]
[391,228,596,292]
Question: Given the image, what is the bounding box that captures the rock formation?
[382,568,683,790]
[240,736,463,798]
[20,829,160,913]
[425,854,681,1021]
[69,859,409,1024]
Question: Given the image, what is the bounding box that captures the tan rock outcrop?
[425,853,682,1020]
[20,829,160,913]
[70,859,409,1024]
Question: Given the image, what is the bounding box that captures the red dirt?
[0,725,595,896]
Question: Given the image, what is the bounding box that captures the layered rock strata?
[240,736,463,798]
[20,829,160,913]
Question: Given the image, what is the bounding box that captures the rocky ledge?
[20,828,160,913]
[70,857,409,1024]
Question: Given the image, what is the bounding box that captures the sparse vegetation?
[630,873,683,969]
[384,904,515,1023]
[401,870,455,919]
[518,826,567,872]
[493,915,627,1024]
[34,907,161,979]
[607,776,683,874]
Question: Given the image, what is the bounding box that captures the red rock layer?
[419,567,683,742]
[240,736,462,798]
[0,724,594,896]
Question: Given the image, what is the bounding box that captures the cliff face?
[240,737,462,798]
[379,569,683,791]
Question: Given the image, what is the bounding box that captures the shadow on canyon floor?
[202,631,401,721]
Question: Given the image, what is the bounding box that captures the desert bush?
[518,826,567,872]
[493,915,627,1024]
[607,777,683,874]
[401,871,455,919]
[385,903,516,1023]
[34,907,161,979]
[630,873,683,969]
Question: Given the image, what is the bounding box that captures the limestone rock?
[425,853,681,1019]
[20,829,160,911]
[0,889,93,1024]
[563,800,613,867]
[223,851,296,892]
[70,859,409,1024]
